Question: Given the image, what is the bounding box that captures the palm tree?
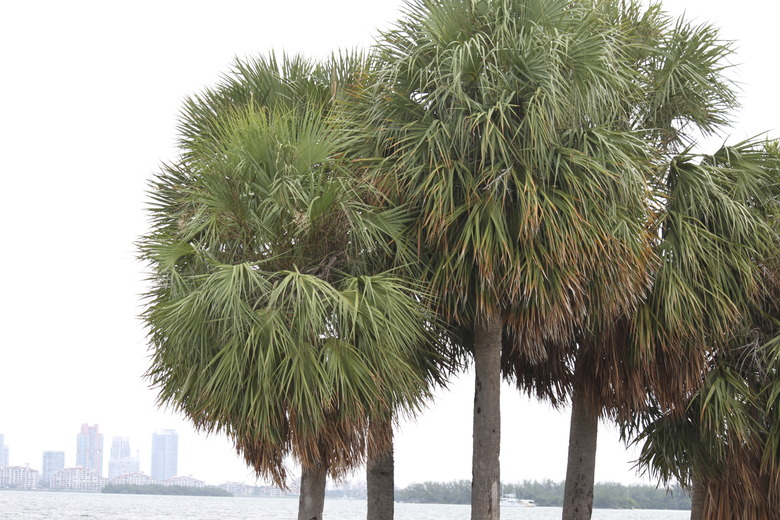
[502,3,771,518]
[621,141,778,519]
[139,53,448,520]
[511,140,780,520]
[632,293,780,520]
[627,141,780,520]
[365,1,656,517]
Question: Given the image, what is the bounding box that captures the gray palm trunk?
[471,321,503,520]
[298,464,327,520]
[562,384,598,520]
[367,418,395,520]
[689,476,705,520]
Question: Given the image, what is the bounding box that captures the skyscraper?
[0,434,8,466]
[76,424,103,476]
[108,436,140,480]
[41,451,65,485]
[110,437,131,460]
[151,430,178,482]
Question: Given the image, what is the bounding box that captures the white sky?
[1,0,777,489]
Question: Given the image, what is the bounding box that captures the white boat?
[499,494,536,507]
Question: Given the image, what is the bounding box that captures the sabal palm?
[501,3,769,518]
[513,145,778,520]
[366,1,655,517]
[140,53,446,520]
[628,141,780,520]
[635,335,780,520]
[632,302,780,520]
[511,147,777,520]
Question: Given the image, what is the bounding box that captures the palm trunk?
[367,417,395,520]
[471,320,502,520]
[298,464,327,520]
[690,475,705,520]
[562,384,598,520]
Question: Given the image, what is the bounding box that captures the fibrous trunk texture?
[562,385,598,520]
[367,417,395,520]
[298,464,327,520]
[471,320,502,520]
[690,475,705,520]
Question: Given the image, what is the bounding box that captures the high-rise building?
[110,437,131,459]
[76,424,103,476]
[108,436,140,479]
[151,430,178,482]
[0,434,9,466]
[41,451,65,485]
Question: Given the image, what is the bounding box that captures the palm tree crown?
[140,53,447,487]
[368,0,654,345]
[629,140,780,520]
[364,1,658,518]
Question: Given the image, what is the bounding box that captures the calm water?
[0,491,689,520]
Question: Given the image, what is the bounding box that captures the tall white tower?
[151,430,178,482]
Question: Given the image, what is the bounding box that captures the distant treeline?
[101,484,232,497]
[395,480,691,510]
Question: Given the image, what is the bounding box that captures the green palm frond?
[639,16,736,146]
[624,139,780,517]
[367,0,655,347]
[140,52,452,486]
[635,139,779,357]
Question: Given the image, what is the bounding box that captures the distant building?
[0,434,9,466]
[329,479,367,492]
[108,457,141,480]
[256,485,287,497]
[41,451,65,485]
[163,475,205,488]
[151,430,177,482]
[218,481,256,495]
[0,465,39,489]
[76,424,103,476]
[111,472,155,486]
[110,436,131,459]
[108,436,140,480]
[49,467,107,492]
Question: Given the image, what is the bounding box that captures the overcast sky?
[1,0,778,488]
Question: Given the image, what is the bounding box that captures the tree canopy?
[139,3,780,520]
[140,53,449,488]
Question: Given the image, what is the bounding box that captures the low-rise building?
[218,481,255,495]
[0,465,40,489]
[256,485,287,497]
[49,467,107,491]
[110,472,156,486]
[162,475,205,488]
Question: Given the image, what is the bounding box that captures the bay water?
[0,491,689,519]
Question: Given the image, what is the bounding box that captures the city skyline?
[0,426,182,483]
[0,426,247,489]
